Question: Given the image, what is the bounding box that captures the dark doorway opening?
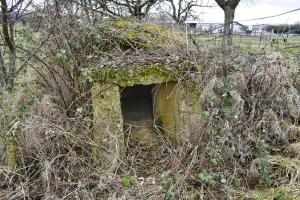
[120,84,166,176]
[120,84,154,128]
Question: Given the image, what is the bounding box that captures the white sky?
[30,0,300,25]
[199,0,300,25]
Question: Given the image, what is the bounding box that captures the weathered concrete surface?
[153,82,180,143]
[91,83,124,171]
[177,83,203,144]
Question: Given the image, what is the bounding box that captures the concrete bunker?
[89,21,202,171]
[91,66,202,171]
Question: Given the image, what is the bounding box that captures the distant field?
[195,34,300,61]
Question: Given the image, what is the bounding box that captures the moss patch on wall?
[98,64,178,87]
[103,20,184,50]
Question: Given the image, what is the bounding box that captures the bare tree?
[165,0,201,24]
[103,0,158,18]
[215,0,241,49]
[62,0,159,19]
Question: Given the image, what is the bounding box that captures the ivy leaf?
[197,171,216,185]
[121,176,135,187]
[233,64,244,71]
[201,111,210,120]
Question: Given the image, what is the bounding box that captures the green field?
[196,34,300,60]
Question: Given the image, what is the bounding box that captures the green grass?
[196,34,300,57]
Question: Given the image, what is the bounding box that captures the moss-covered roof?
[93,49,197,86]
[98,64,176,87]
[103,20,184,50]
[90,21,197,86]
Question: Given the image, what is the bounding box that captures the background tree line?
[265,23,300,34]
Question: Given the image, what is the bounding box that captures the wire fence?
[192,30,300,63]
[186,7,300,63]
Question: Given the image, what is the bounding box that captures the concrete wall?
[91,83,124,171]
[91,81,203,169]
[153,82,180,143]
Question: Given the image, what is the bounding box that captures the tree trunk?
[1,0,18,171]
[1,88,16,170]
[223,5,235,49]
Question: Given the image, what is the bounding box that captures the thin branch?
[15,37,49,77]
[0,48,7,86]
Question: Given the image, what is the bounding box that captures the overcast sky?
[30,0,299,25]
[199,0,300,25]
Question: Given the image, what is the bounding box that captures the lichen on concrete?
[152,81,202,144]
[98,64,177,87]
[177,82,203,144]
[103,20,184,50]
[91,83,124,170]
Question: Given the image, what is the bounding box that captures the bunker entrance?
[120,84,170,176]
[120,84,157,144]
[121,85,153,128]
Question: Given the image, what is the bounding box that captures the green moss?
[97,64,178,87]
[103,20,184,50]
[111,20,134,27]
